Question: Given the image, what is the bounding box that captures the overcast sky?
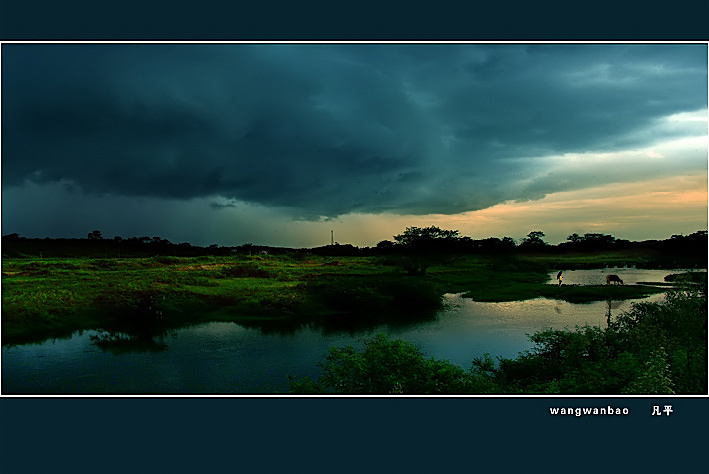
[2,43,707,247]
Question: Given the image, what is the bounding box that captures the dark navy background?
[0,0,708,40]
[1,0,707,471]
[0,397,706,472]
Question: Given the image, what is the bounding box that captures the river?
[1,268,698,394]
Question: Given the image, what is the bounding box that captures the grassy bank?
[1,254,378,342]
[423,254,669,302]
[1,253,691,343]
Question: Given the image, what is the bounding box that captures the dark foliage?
[290,287,707,395]
[305,275,443,328]
[289,334,497,394]
[494,286,707,394]
[218,263,271,279]
[2,229,706,266]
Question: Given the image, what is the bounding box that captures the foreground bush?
[289,334,498,394]
[291,287,707,395]
[491,287,705,394]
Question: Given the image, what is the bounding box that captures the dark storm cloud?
[2,44,707,217]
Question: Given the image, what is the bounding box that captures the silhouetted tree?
[562,233,618,251]
[390,226,462,275]
[520,231,546,248]
[501,236,517,248]
[376,240,396,251]
[567,233,582,243]
[393,226,460,251]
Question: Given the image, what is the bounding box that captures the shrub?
[305,276,442,321]
[218,263,271,279]
[290,334,496,394]
[300,288,707,395]
[496,287,707,394]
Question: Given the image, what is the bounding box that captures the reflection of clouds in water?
[443,295,604,326]
[4,289,673,393]
[440,292,667,338]
[547,268,701,286]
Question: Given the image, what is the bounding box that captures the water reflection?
[396,292,667,367]
[88,293,176,354]
[1,268,682,394]
[219,302,441,338]
[547,268,701,286]
[90,330,169,354]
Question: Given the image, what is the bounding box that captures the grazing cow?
[606,274,624,285]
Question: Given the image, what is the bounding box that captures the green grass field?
[1,253,687,343]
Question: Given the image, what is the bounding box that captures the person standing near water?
[557,270,563,286]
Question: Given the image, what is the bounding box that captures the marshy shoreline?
[2,252,703,345]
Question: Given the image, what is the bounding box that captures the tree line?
[375,227,707,264]
[2,227,707,263]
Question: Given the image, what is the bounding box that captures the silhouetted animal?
[606,274,623,285]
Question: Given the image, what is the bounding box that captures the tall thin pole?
[331,230,334,246]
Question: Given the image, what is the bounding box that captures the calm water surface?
[547,267,693,286]
[2,268,694,394]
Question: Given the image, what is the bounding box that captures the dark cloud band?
[3,44,706,218]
